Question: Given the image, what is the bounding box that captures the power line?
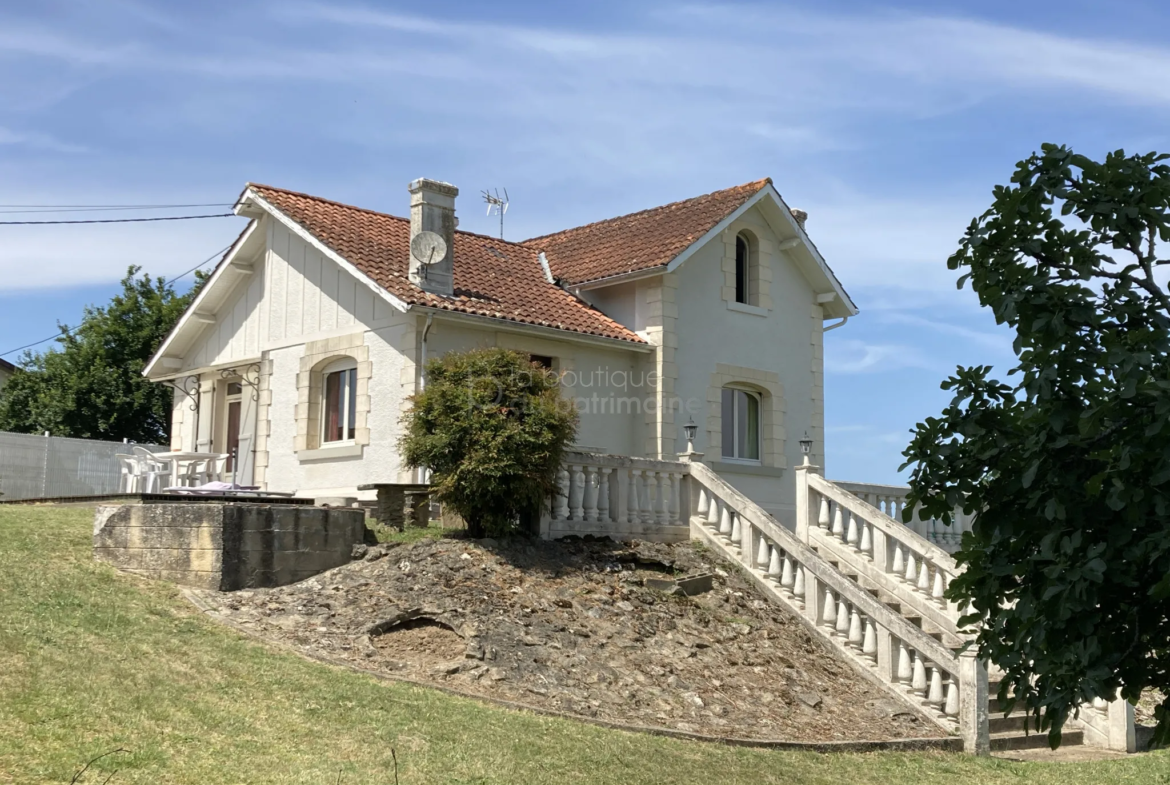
[0,203,232,215]
[0,244,232,359]
[0,213,236,226]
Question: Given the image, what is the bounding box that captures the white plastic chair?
[175,458,210,488]
[115,454,137,493]
[131,446,170,493]
[206,454,229,483]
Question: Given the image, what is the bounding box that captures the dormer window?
[734,231,759,306]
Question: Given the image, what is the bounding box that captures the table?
[152,452,227,487]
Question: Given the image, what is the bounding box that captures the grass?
[2,507,1170,784]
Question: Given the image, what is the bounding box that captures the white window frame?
[320,359,359,446]
[721,386,761,463]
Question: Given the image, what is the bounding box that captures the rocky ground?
[192,536,948,743]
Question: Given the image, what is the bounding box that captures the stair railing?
[688,461,988,753]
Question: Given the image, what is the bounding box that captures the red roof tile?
[523,179,771,284]
[246,184,646,345]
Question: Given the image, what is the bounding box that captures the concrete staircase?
[544,449,1134,754]
[682,460,1133,754]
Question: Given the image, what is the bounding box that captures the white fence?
[0,431,167,500]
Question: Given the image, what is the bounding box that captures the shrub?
[400,348,578,538]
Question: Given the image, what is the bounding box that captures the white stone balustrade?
[686,462,972,745]
[833,480,975,554]
[541,451,690,543]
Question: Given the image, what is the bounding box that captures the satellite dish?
[411,231,448,265]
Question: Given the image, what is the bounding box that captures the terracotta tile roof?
[523,179,772,284]
[245,184,646,345]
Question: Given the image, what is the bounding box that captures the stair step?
[989,714,1032,734]
[990,730,1081,751]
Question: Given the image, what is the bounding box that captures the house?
[0,358,15,392]
[144,177,856,524]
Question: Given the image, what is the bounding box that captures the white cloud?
[824,339,934,374]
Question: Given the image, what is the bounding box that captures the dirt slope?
[194,536,946,743]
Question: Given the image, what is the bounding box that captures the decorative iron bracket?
[220,363,262,402]
[162,375,200,412]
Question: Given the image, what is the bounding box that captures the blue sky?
[1,1,1168,482]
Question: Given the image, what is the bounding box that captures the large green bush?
[400,348,578,538]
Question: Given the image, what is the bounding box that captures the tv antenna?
[482,188,509,239]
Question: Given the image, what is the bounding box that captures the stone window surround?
[706,363,786,470]
[295,332,372,455]
[721,224,774,313]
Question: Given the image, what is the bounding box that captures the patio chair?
[206,454,229,483]
[174,457,211,488]
[115,454,137,493]
[130,446,170,493]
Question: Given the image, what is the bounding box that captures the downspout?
[824,316,849,332]
[416,313,434,484]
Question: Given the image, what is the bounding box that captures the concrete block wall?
[93,503,367,591]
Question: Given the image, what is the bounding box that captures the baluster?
[844,511,858,549]
[911,652,928,699]
[554,468,570,520]
[756,535,771,570]
[597,468,611,523]
[847,606,863,649]
[615,469,628,524]
[818,497,831,528]
[780,554,795,595]
[917,560,932,593]
[944,676,960,717]
[697,486,710,518]
[705,490,719,529]
[642,472,658,524]
[767,545,782,582]
[928,665,945,709]
[654,471,668,524]
[792,565,806,606]
[897,641,913,686]
[859,521,872,556]
[835,598,850,639]
[932,569,946,605]
[719,502,733,540]
[629,470,643,525]
[821,587,837,630]
[730,510,742,546]
[891,540,905,578]
[583,466,599,522]
[904,552,918,585]
[862,619,877,662]
[669,472,681,525]
[831,504,844,539]
[569,464,585,520]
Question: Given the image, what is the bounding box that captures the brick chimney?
[408,178,458,296]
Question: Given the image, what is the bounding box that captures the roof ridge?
[245,183,534,248]
[520,177,771,245]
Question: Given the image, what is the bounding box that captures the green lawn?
[2,506,1170,784]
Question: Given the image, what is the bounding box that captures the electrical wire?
[0,203,233,214]
[0,243,233,359]
[0,213,236,226]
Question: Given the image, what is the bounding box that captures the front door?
[223,381,242,479]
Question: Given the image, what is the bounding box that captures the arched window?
[321,359,358,444]
[734,232,758,305]
[721,387,760,461]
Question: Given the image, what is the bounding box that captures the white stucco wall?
[263,321,410,498]
[670,204,822,525]
[422,318,648,458]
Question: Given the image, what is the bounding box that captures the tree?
[400,348,578,538]
[0,266,201,443]
[901,144,1170,747]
